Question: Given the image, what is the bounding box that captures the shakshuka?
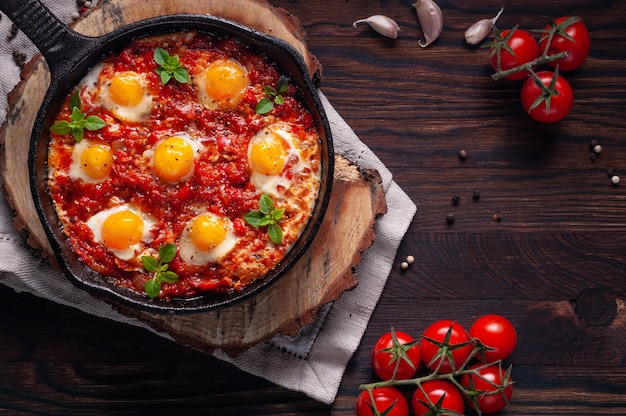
[47,31,322,300]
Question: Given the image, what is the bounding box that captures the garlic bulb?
[464,7,504,45]
[353,15,401,39]
[412,0,443,48]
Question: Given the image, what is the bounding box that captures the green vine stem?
[490,17,580,81]
[359,343,514,416]
[491,50,568,81]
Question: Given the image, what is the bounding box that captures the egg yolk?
[108,71,145,107]
[80,144,113,180]
[204,59,248,103]
[153,136,195,182]
[190,214,227,251]
[101,210,144,250]
[249,134,288,176]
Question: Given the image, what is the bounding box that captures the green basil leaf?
[153,47,169,66]
[257,217,271,227]
[243,211,263,227]
[272,208,285,221]
[144,279,161,299]
[263,85,275,96]
[276,76,289,93]
[159,243,177,263]
[85,115,106,131]
[160,271,180,283]
[69,90,81,112]
[167,54,181,67]
[255,98,274,115]
[274,95,284,106]
[159,71,172,85]
[141,256,159,272]
[72,128,84,143]
[259,194,273,214]
[174,68,190,84]
[49,121,71,135]
[267,224,283,244]
[70,106,85,122]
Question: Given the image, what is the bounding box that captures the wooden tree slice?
[122,156,386,350]
[0,0,387,350]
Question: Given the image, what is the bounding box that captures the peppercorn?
[452,194,460,205]
[611,175,620,185]
[12,50,26,67]
[589,138,598,149]
[446,213,455,225]
[593,144,602,154]
[472,191,480,201]
[458,149,467,161]
[589,152,596,161]
[607,168,615,177]
[492,213,502,222]
[406,255,415,265]
[400,261,409,270]
[7,23,18,41]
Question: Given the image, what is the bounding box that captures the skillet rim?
[28,14,334,314]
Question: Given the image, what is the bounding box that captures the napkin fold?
[0,0,416,404]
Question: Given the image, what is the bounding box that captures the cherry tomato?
[412,380,464,416]
[356,387,410,416]
[419,320,472,374]
[372,329,421,381]
[460,363,514,414]
[520,70,573,123]
[538,16,591,71]
[469,314,517,363]
[490,28,540,80]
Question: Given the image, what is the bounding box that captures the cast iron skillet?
[1,0,333,313]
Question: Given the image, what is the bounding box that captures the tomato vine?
[357,316,517,416]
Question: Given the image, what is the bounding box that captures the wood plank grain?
[2,0,626,413]
[0,0,387,351]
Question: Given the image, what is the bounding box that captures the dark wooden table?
[2,0,626,414]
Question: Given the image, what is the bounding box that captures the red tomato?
[356,387,410,416]
[538,16,590,71]
[419,320,472,374]
[460,363,514,414]
[490,28,540,80]
[372,329,421,381]
[412,380,464,416]
[520,70,573,123]
[469,314,517,363]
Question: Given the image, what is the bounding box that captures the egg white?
[178,212,239,266]
[248,123,307,198]
[86,204,156,261]
[143,132,205,182]
[68,139,112,183]
[81,64,153,122]
[194,58,249,110]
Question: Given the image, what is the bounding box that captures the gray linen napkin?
[0,0,416,404]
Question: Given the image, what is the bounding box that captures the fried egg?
[81,64,153,122]
[144,133,205,183]
[194,58,249,110]
[248,123,307,198]
[68,139,114,183]
[179,212,239,265]
[86,204,156,261]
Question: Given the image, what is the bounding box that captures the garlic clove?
[464,7,504,45]
[412,0,443,48]
[353,15,401,39]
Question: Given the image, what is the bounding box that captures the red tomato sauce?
[47,32,322,300]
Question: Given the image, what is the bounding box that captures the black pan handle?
[0,0,99,79]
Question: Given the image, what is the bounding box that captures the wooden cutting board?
[0,0,387,351]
